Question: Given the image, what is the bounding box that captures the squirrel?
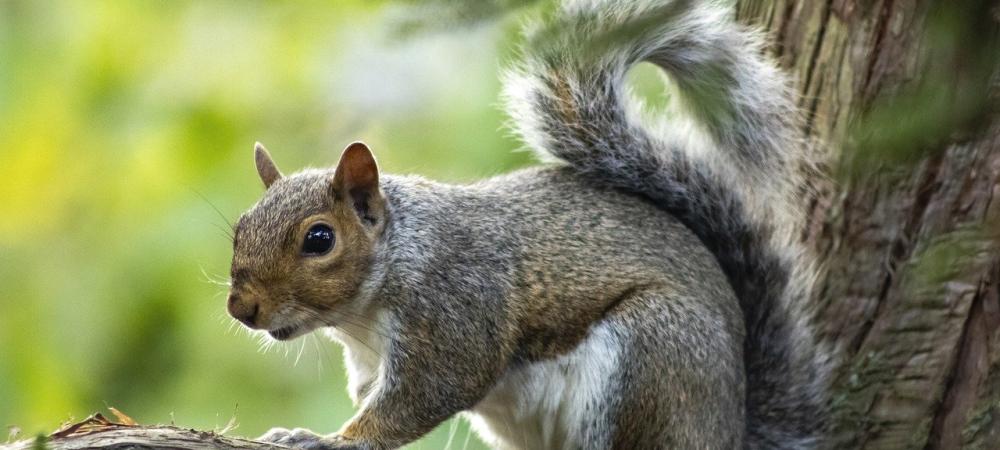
[226,0,828,448]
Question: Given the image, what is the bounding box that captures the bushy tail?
[503,0,827,448]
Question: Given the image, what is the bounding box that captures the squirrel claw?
[258,428,363,450]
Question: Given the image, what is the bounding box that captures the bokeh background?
[0,1,547,448]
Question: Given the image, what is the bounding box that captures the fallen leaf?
[107,407,138,426]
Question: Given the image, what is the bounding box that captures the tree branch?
[2,413,287,450]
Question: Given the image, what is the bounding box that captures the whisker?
[294,337,307,367]
[316,312,392,348]
[444,418,459,450]
[310,332,327,378]
[311,331,338,371]
[212,224,235,241]
[292,307,388,363]
[322,309,396,341]
[256,331,277,354]
[192,189,237,233]
[461,421,473,450]
[199,266,232,288]
[335,327,386,363]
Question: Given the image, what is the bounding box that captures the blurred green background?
[3,0,997,448]
[0,0,555,447]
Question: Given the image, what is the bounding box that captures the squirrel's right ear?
[254,142,283,188]
[332,142,383,226]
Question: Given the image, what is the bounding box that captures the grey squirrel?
[226,0,829,448]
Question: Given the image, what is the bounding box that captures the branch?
[2,413,287,450]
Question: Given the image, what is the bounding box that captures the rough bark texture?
[2,414,287,450]
[737,1,1000,449]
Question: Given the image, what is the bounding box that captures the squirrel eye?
[302,224,334,255]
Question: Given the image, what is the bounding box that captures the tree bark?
[2,414,286,450]
[737,1,1000,449]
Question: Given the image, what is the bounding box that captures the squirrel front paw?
[258,427,365,450]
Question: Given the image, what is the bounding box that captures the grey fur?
[237,167,746,448]
[230,1,828,449]
[503,0,827,448]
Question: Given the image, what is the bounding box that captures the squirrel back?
[503,0,827,447]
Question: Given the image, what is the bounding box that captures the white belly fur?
[324,310,391,406]
[466,322,623,450]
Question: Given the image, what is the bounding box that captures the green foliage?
[840,0,999,179]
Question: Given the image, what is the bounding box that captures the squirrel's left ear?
[332,142,383,226]
[254,142,283,188]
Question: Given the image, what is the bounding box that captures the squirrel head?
[227,141,386,341]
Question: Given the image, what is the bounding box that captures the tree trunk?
[737,1,1000,449]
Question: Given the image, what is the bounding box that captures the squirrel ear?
[254,142,283,188]
[332,142,382,225]
[333,141,379,193]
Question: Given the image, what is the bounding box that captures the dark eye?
[302,224,335,255]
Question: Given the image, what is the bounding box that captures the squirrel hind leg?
[599,287,746,448]
[470,286,746,449]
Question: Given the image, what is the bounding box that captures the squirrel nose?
[228,292,259,327]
